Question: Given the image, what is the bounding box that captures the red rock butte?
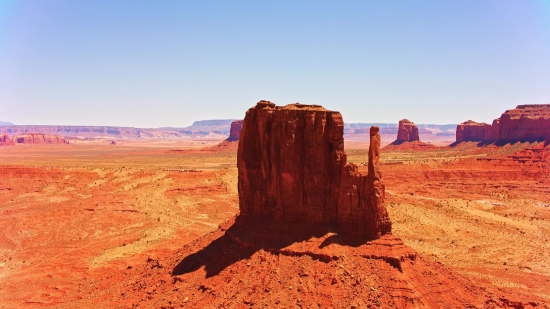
[237,100,391,240]
[227,120,244,141]
[396,119,419,142]
[500,104,550,142]
[456,104,550,143]
[15,133,69,144]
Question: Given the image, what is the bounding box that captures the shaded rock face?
[0,133,15,146]
[228,120,244,141]
[499,104,550,142]
[396,119,419,142]
[456,120,493,142]
[237,101,391,240]
[16,133,68,144]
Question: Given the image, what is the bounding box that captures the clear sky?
[1,0,549,127]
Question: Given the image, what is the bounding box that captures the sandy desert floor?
[0,139,548,308]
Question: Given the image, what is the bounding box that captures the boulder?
[227,120,244,141]
[237,101,391,240]
[396,119,419,142]
[499,104,550,142]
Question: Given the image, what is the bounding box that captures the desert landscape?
[0,102,548,308]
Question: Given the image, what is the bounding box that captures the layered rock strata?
[499,104,550,142]
[237,101,391,240]
[227,120,244,141]
[16,133,68,144]
[396,119,419,142]
[456,120,493,142]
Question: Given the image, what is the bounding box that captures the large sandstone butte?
[456,120,494,142]
[499,104,550,142]
[0,133,15,146]
[15,133,69,144]
[237,100,391,240]
[396,119,419,142]
[227,120,244,141]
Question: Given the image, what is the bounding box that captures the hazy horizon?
[2,1,549,127]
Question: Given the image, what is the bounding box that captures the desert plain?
[0,134,549,308]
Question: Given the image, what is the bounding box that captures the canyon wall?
[456,120,493,142]
[237,101,391,240]
[396,119,419,142]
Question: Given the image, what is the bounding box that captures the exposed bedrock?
[237,100,391,240]
[499,104,550,142]
[396,119,419,142]
[456,120,494,142]
[227,120,244,141]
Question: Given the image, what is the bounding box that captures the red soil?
[0,140,548,308]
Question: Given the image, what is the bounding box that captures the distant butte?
[455,104,550,144]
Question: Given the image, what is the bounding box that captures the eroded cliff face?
[16,133,69,144]
[237,101,391,240]
[456,120,493,142]
[396,119,419,142]
[228,120,244,141]
[499,104,550,142]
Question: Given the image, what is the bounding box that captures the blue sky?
[1,0,549,127]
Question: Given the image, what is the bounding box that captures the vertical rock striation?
[456,120,493,142]
[237,101,391,240]
[227,120,244,141]
[499,104,550,142]
[396,119,419,142]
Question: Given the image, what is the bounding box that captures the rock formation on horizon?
[237,100,391,240]
[16,133,69,144]
[499,104,550,142]
[396,119,419,142]
[227,120,244,141]
[455,104,550,144]
[0,133,15,146]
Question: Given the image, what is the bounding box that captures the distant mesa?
[0,133,15,146]
[455,120,495,142]
[15,133,69,144]
[455,104,550,144]
[396,119,419,142]
[499,104,550,142]
[385,119,438,150]
[227,120,244,142]
[0,120,14,126]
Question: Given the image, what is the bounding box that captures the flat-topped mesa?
[227,120,244,141]
[396,119,419,142]
[0,133,15,146]
[237,101,391,240]
[16,133,69,144]
[455,120,494,142]
[499,104,550,142]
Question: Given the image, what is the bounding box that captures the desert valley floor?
[0,139,549,308]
